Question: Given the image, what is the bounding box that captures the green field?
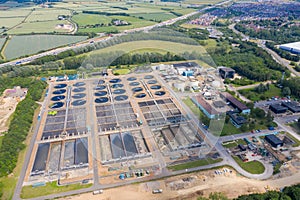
[21,181,92,199]
[6,20,74,35]
[113,68,131,75]
[0,37,6,50]
[90,40,206,55]
[290,123,300,134]
[239,84,282,101]
[4,35,87,60]
[25,8,71,22]
[223,139,247,148]
[167,158,223,171]
[1,1,196,35]
[72,13,112,26]
[233,156,265,174]
[75,15,156,33]
[131,12,177,21]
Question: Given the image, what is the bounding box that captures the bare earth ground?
[0,96,20,134]
[59,168,300,200]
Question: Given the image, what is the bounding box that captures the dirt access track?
[61,168,300,200]
[0,92,25,134]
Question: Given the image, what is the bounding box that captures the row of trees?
[0,77,47,178]
[209,39,289,82]
[282,77,300,98]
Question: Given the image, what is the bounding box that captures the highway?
[0,0,233,69]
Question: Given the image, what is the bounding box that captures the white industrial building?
[279,42,300,54]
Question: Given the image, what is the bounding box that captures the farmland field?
[90,40,206,55]
[72,13,112,26]
[131,12,177,21]
[4,35,88,60]
[0,37,6,50]
[6,20,74,35]
[25,8,71,22]
[76,15,156,33]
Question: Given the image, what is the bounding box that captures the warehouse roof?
[221,92,249,111]
[279,42,300,50]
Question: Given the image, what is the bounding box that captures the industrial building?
[218,67,235,79]
[220,92,251,114]
[279,42,300,54]
[281,101,300,113]
[228,111,247,128]
[265,134,283,148]
[269,104,288,114]
[192,95,220,119]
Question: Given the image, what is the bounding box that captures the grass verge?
[21,181,92,199]
[167,158,223,171]
[233,156,265,174]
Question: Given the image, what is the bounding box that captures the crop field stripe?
[3,35,88,60]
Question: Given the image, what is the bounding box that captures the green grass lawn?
[290,123,300,135]
[238,84,282,101]
[21,181,92,199]
[113,68,130,75]
[221,123,242,136]
[222,141,238,148]
[167,158,223,171]
[89,40,206,55]
[223,139,247,148]
[233,156,265,174]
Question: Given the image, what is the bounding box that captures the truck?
[93,190,103,195]
[268,126,275,130]
[152,189,163,194]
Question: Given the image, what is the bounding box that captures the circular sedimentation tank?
[51,95,65,101]
[54,84,67,89]
[129,82,140,86]
[127,77,137,81]
[132,87,143,93]
[73,82,85,87]
[150,85,161,90]
[111,83,124,89]
[155,91,166,96]
[72,87,86,93]
[135,93,146,98]
[115,95,128,101]
[93,80,105,85]
[95,97,109,103]
[50,102,64,109]
[109,78,121,83]
[147,80,157,84]
[113,89,126,95]
[144,75,154,79]
[94,91,107,96]
[53,89,66,95]
[94,85,106,90]
[72,93,86,99]
[72,100,86,106]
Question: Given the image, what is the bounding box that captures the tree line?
[209,38,289,82]
[282,77,300,98]
[0,77,46,178]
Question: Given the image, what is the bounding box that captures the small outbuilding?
[265,134,283,148]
